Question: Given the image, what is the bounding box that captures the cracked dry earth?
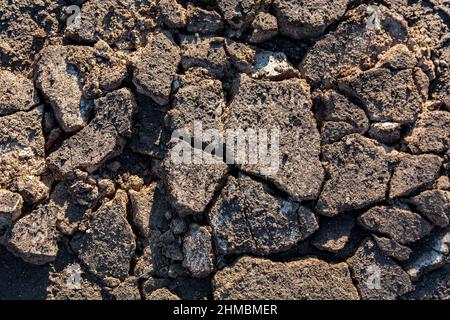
[0,0,449,301]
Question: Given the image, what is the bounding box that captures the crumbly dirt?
[0,0,449,300]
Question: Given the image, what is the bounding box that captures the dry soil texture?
[0,0,449,300]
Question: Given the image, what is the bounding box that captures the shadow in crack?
[0,245,51,300]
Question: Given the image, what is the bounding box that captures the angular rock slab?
[0,1,70,71]
[338,68,424,124]
[48,88,137,178]
[78,190,136,280]
[213,256,359,300]
[404,227,450,281]
[318,90,369,145]
[13,174,50,206]
[186,5,224,35]
[180,35,231,78]
[129,182,171,238]
[0,190,23,230]
[35,45,95,133]
[317,134,392,216]
[409,190,450,227]
[389,153,442,199]
[160,0,187,29]
[405,111,450,154]
[248,12,278,44]
[94,88,137,137]
[0,107,46,190]
[358,205,433,244]
[300,4,408,87]
[217,0,258,29]
[182,225,215,278]
[407,264,450,300]
[67,0,149,48]
[51,182,89,236]
[347,238,414,300]
[311,215,355,253]
[373,236,412,262]
[0,70,39,116]
[383,0,450,51]
[224,74,324,201]
[161,141,229,216]
[209,175,318,256]
[5,204,60,265]
[405,245,447,281]
[110,277,141,300]
[273,0,349,40]
[48,122,125,179]
[375,44,418,71]
[133,30,181,105]
[36,43,129,133]
[432,70,450,108]
[167,72,225,139]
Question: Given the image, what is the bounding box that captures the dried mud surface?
[0,0,449,300]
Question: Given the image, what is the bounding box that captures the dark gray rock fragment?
[407,264,450,300]
[317,134,392,216]
[273,0,349,40]
[160,0,187,29]
[347,238,414,300]
[209,175,318,256]
[78,190,136,280]
[0,70,38,116]
[300,5,408,87]
[133,30,181,105]
[338,68,424,124]
[404,227,450,281]
[373,235,412,261]
[167,72,225,140]
[186,6,224,34]
[409,190,450,227]
[182,225,215,278]
[213,256,359,300]
[318,91,369,144]
[358,205,433,244]
[181,36,231,78]
[110,277,141,300]
[225,74,324,201]
[161,142,229,216]
[248,12,278,44]
[0,190,23,230]
[6,204,60,265]
[217,0,259,30]
[389,154,442,199]
[129,95,167,159]
[0,107,46,190]
[405,111,450,154]
[48,88,137,178]
[312,215,355,253]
